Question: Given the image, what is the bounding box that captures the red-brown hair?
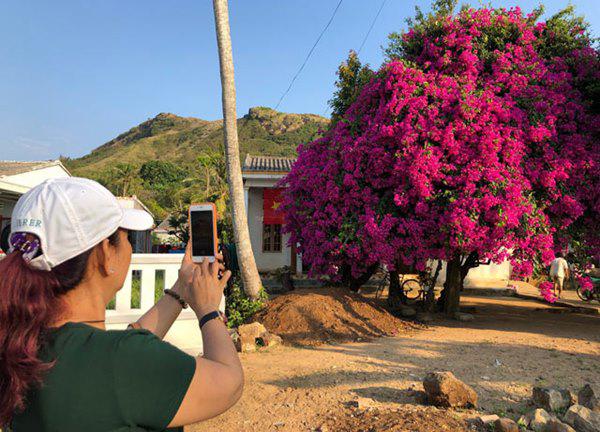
[0,231,119,426]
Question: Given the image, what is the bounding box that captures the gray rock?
[494,417,519,432]
[532,387,574,412]
[474,414,499,427]
[521,408,553,432]
[467,414,499,429]
[422,371,478,408]
[546,419,576,432]
[564,404,600,432]
[579,384,600,413]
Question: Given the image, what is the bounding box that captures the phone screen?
[191,210,215,257]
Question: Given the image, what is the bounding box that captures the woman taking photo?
[0,177,244,431]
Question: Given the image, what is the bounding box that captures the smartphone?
[189,203,218,263]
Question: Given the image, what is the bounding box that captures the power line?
[357,0,387,55]
[321,0,387,120]
[275,0,344,110]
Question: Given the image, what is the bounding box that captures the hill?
[63,107,328,220]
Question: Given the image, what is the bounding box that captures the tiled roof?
[242,154,296,172]
[0,160,63,177]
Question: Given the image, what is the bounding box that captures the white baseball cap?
[10,177,154,271]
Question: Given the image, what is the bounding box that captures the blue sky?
[1,0,598,161]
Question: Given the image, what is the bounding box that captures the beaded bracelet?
[164,289,188,309]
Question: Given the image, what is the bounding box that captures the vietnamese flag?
[263,188,284,224]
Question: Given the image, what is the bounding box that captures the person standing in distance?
[549,252,570,299]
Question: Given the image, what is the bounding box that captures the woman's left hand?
[174,243,225,301]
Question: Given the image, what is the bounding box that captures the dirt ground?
[191,294,600,432]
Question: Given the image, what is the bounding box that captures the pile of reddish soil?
[254,287,418,346]
[320,408,470,432]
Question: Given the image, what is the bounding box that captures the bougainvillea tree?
[281,4,599,314]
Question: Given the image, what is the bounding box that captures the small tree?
[109,162,139,196]
[329,50,374,124]
[139,160,187,191]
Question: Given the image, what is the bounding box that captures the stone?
[494,417,519,432]
[579,384,600,413]
[467,414,498,429]
[532,387,574,412]
[521,408,553,432]
[454,312,475,322]
[546,419,576,432]
[350,397,375,410]
[236,322,283,352]
[261,332,282,348]
[399,306,417,318]
[564,404,600,432]
[422,371,478,408]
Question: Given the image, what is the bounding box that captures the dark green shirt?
[12,322,196,432]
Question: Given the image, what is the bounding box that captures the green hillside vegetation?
[62,107,328,222]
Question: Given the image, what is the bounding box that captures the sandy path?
[190,295,600,432]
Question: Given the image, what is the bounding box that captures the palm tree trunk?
[212,0,262,299]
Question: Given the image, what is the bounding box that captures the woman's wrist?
[193,305,218,318]
[164,289,188,309]
[170,279,182,295]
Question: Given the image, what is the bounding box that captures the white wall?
[247,187,292,271]
[430,259,512,287]
[104,253,225,354]
[1,164,70,220]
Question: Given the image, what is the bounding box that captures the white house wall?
[430,259,511,287]
[0,164,70,223]
[247,187,292,272]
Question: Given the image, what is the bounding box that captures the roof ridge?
[0,159,58,163]
[0,160,65,178]
[242,154,297,173]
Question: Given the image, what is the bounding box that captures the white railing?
[106,254,225,325]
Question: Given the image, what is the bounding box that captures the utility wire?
[321,0,387,119]
[275,0,344,110]
[357,0,387,55]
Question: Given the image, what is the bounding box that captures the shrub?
[225,275,268,328]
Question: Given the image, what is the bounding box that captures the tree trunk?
[338,263,378,292]
[424,260,442,312]
[387,259,407,309]
[387,269,404,309]
[442,257,462,316]
[213,0,262,299]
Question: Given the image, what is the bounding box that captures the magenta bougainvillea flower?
[538,281,557,303]
[281,7,599,281]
